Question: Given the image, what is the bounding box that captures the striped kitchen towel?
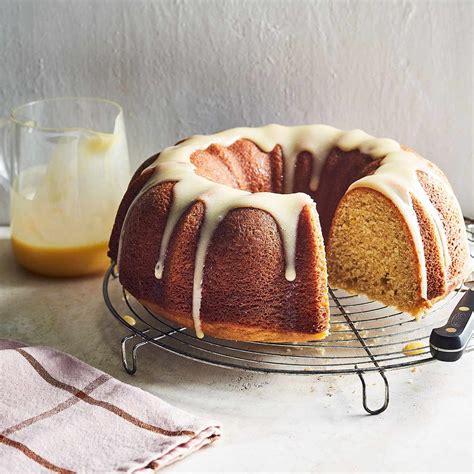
[0,339,221,472]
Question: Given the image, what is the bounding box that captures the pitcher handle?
[0,117,11,187]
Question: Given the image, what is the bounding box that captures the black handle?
[430,289,474,362]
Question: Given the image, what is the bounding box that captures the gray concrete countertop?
[0,228,472,473]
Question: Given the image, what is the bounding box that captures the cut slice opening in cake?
[327,188,427,316]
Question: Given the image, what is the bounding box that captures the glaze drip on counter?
[121,124,464,338]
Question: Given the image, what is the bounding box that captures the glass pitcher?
[0,97,130,277]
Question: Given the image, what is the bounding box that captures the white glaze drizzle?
[191,189,313,337]
[146,155,314,337]
[127,124,455,337]
[349,152,449,298]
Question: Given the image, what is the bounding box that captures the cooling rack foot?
[357,369,390,415]
[121,334,147,375]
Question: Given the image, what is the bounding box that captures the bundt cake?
[108,124,471,342]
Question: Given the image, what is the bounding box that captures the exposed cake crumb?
[312,347,326,356]
[402,341,425,356]
[331,323,355,341]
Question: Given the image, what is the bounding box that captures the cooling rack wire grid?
[103,218,474,414]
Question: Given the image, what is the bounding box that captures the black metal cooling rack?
[103,218,474,415]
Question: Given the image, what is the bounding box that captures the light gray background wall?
[0,0,473,222]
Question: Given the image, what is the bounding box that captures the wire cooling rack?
[103,218,474,415]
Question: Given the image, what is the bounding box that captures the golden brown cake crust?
[112,139,329,342]
[108,154,158,263]
[140,300,329,342]
[411,196,447,300]
[314,148,374,241]
[416,169,470,291]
